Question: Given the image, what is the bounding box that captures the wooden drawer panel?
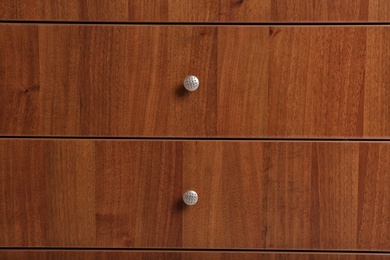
[1,0,389,22]
[0,250,389,260]
[1,25,389,138]
[1,140,389,249]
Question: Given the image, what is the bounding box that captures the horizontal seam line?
[0,248,390,254]
[1,20,390,26]
[0,136,389,142]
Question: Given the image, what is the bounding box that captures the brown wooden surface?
[268,26,390,137]
[0,251,389,260]
[0,0,269,22]
[1,0,390,22]
[1,25,390,138]
[0,140,182,247]
[0,25,219,137]
[271,0,390,22]
[183,141,390,249]
[1,140,390,249]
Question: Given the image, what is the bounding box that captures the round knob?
[183,190,198,206]
[183,76,199,91]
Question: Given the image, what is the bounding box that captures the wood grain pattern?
[1,140,390,249]
[364,28,390,137]
[1,0,390,21]
[183,142,390,249]
[45,141,96,246]
[217,27,268,136]
[0,140,46,246]
[0,251,389,260]
[0,140,182,247]
[268,26,390,138]
[269,26,367,137]
[0,0,270,22]
[0,25,40,134]
[271,0,370,22]
[0,24,218,136]
[94,141,182,247]
[1,25,390,138]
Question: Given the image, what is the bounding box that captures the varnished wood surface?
[1,25,389,138]
[268,26,390,137]
[271,0,390,22]
[0,25,220,137]
[0,140,182,247]
[1,140,389,249]
[183,141,390,249]
[1,0,390,22]
[0,250,390,260]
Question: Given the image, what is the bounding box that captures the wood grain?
[183,142,390,249]
[0,25,40,134]
[94,141,182,247]
[268,26,390,138]
[269,26,366,137]
[1,25,390,138]
[1,140,390,249]
[0,251,389,260]
[0,140,182,247]
[271,0,371,22]
[0,24,218,136]
[217,27,268,136]
[45,141,96,246]
[0,0,270,22]
[0,140,46,246]
[364,28,390,137]
[1,0,390,21]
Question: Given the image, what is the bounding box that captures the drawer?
[1,250,390,260]
[1,25,389,138]
[1,139,389,249]
[0,1,389,22]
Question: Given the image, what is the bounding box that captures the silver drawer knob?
[183,190,198,206]
[183,76,199,91]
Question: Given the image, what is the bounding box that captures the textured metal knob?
[183,76,199,91]
[183,190,198,206]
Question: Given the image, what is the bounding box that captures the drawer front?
[1,1,389,22]
[1,140,389,249]
[0,251,389,260]
[1,25,389,138]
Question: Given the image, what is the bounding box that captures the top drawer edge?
[1,1,390,23]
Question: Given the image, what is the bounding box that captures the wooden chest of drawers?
[1,1,390,259]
